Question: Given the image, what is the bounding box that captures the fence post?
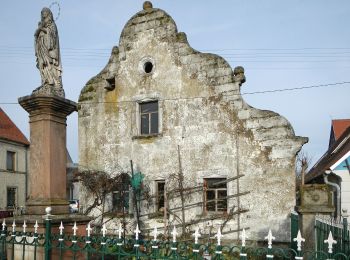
[342,209,349,254]
[290,211,299,252]
[0,220,6,260]
[44,207,52,260]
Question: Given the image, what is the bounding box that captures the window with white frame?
[139,101,158,135]
[203,178,227,213]
[6,151,16,171]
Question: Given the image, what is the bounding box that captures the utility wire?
[0,81,349,105]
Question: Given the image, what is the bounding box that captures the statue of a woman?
[33,7,64,97]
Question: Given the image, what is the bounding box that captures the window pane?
[7,188,16,208]
[157,182,165,211]
[141,114,149,135]
[217,190,227,211]
[206,190,215,211]
[150,113,158,134]
[113,192,129,213]
[140,102,158,113]
[6,151,15,171]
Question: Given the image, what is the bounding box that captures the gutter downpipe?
[324,170,341,218]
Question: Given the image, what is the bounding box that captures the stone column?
[18,94,77,215]
[298,184,335,251]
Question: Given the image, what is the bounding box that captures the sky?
[0,0,349,166]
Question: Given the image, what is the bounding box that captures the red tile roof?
[0,108,29,145]
[332,119,350,141]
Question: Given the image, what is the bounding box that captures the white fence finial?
[22,220,27,233]
[152,226,158,241]
[324,231,337,254]
[171,226,177,243]
[72,222,78,236]
[193,227,201,244]
[134,224,141,240]
[102,224,107,237]
[215,227,224,246]
[293,230,305,252]
[240,228,247,247]
[2,219,6,231]
[34,221,39,234]
[59,221,64,236]
[12,220,16,233]
[117,223,123,239]
[86,222,92,237]
[265,229,275,249]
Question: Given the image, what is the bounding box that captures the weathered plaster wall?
[78,4,307,241]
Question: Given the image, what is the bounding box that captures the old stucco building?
[78,2,307,241]
[0,107,29,212]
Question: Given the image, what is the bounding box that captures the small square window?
[6,151,16,171]
[204,178,227,213]
[140,101,158,135]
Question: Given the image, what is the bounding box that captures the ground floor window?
[156,180,165,211]
[7,187,17,208]
[203,178,227,213]
[112,174,130,214]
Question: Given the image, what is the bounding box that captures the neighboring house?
[78,3,306,241]
[306,119,350,217]
[0,107,29,211]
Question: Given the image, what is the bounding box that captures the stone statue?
[33,7,64,97]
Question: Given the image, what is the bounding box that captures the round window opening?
[143,61,153,74]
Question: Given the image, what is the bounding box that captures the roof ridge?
[0,107,29,145]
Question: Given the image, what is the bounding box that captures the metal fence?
[1,213,350,259]
[315,214,350,257]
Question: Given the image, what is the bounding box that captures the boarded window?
[6,151,16,171]
[204,178,227,213]
[140,101,158,135]
[7,187,17,208]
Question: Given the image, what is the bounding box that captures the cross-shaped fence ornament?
[72,222,78,236]
[34,221,39,234]
[171,226,177,243]
[324,231,337,254]
[12,220,16,233]
[215,227,224,246]
[193,227,201,244]
[2,219,5,231]
[152,226,158,241]
[134,224,141,240]
[22,221,27,233]
[293,230,305,252]
[102,224,107,237]
[59,221,64,236]
[117,223,123,239]
[265,229,275,249]
[86,223,92,237]
[240,228,247,247]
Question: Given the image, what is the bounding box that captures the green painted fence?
[1,212,350,259]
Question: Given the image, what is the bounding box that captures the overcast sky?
[1,0,349,166]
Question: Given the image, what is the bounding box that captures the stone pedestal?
[18,94,77,215]
[298,184,335,251]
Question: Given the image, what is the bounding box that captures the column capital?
[18,94,77,118]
